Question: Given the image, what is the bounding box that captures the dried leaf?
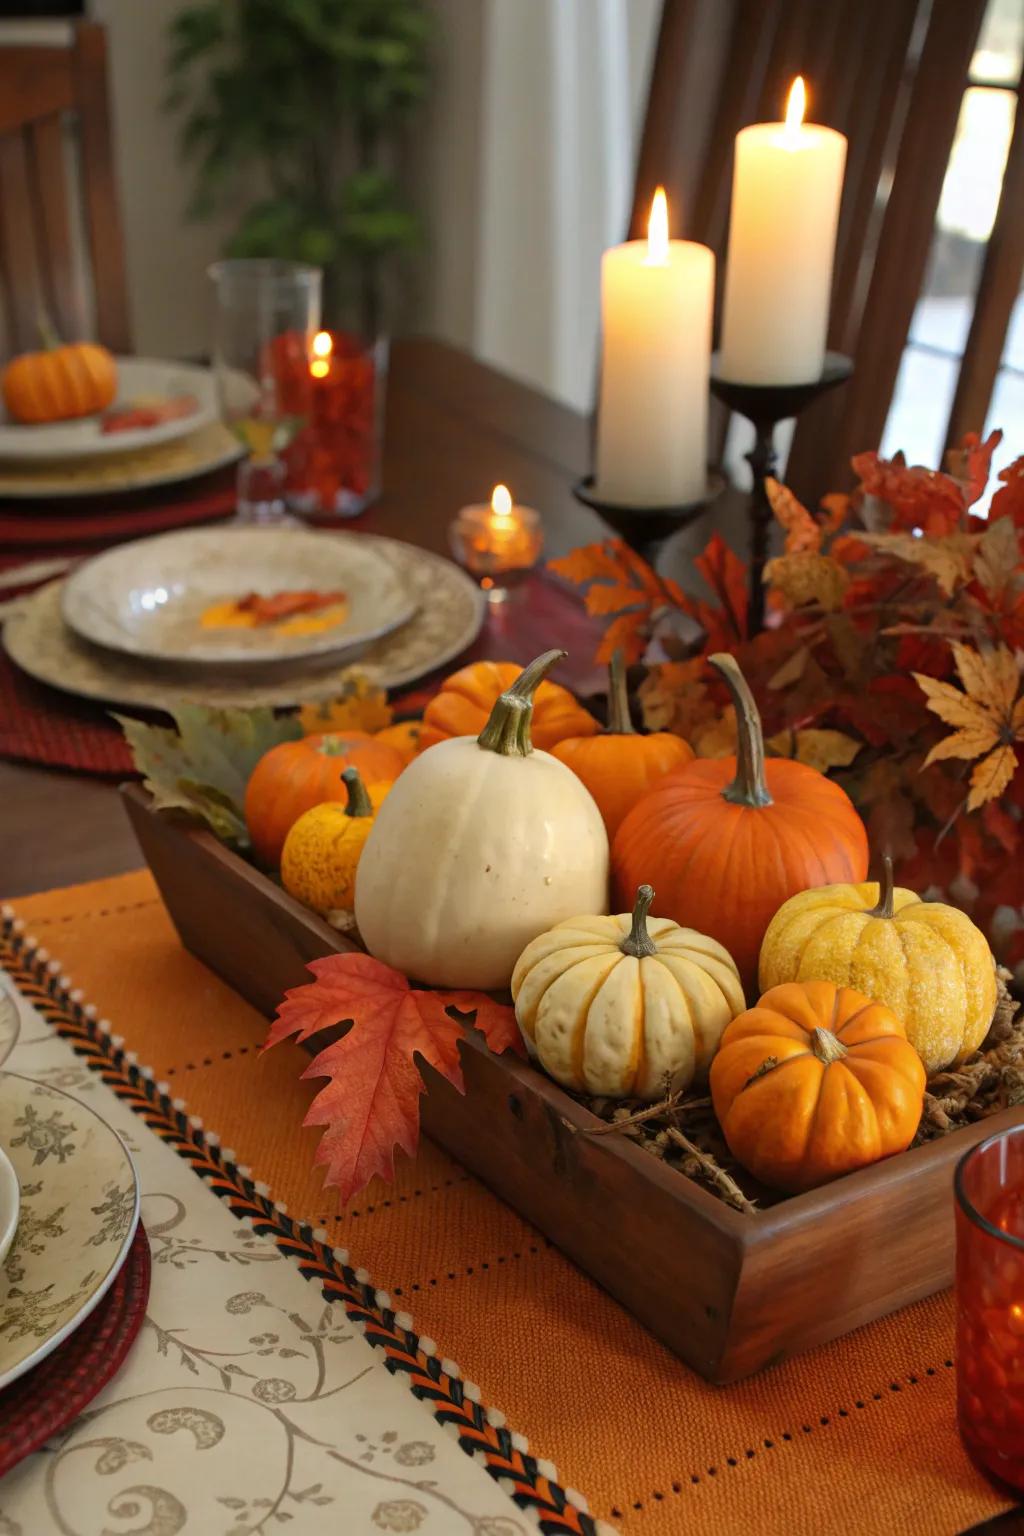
[915,676,1000,743]
[115,705,302,846]
[946,429,1003,507]
[596,611,649,666]
[969,746,1018,813]
[265,954,521,1204]
[853,450,966,535]
[990,454,1024,529]
[859,531,976,596]
[974,515,1020,601]
[765,477,820,553]
[298,674,392,736]
[548,541,626,586]
[765,551,849,611]
[766,728,862,772]
[952,641,1020,718]
[768,646,809,691]
[638,660,713,738]
[693,707,737,759]
[675,534,748,650]
[583,581,641,617]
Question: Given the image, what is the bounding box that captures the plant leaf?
[974,515,1020,601]
[115,705,302,846]
[265,955,522,1204]
[765,477,821,553]
[766,728,862,772]
[953,641,1020,718]
[968,745,1018,812]
[298,674,392,735]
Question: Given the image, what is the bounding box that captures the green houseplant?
[166,0,430,335]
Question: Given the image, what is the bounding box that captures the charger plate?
[4,537,485,706]
[0,1073,140,1390]
[0,1224,151,1478]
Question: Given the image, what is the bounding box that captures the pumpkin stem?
[811,1027,847,1065]
[620,884,659,958]
[867,853,896,919]
[709,652,773,809]
[477,649,567,757]
[606,648,636,736]
[341,766,373,819]
[36,310,61,351]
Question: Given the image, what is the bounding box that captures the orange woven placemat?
[8,868,1015,1536]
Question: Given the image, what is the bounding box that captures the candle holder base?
[709,351,853,634]
[572,471,727,568]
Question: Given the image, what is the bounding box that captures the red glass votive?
[956,1124,1024,1492]
[286,332,388,519]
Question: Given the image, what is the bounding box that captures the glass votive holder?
[286,332,388,519]
[448,487,544,603]
[956,1124,1024,1492]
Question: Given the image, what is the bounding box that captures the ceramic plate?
[0,1073,140,1390]
[4,538,484,705]
[0,1148,17,1270]
[60,525,417,666]
[0,420,242,500]
[0,358,217,463]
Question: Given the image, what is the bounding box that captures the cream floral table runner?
[0,970,531,1536]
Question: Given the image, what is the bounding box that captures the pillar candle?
[719,78,847,385]
[595,189,714,507]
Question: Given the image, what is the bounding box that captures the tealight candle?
[448,484,544,602]
[956,1125,1024,1491]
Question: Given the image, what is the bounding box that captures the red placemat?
[0,1222,151,1476]
[0,468,236,549]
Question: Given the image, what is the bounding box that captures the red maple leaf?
[676,533,748,650]
[990,454,1024,529]
[265,953,522,1204]
[852,449,966,535]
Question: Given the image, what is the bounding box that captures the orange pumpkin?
[245,731,404,866]
[2,340,117,424]
[612,653,868,990]
[551,649,694,836]
[374,720,423,765]
[418,659,599,752]
[710,980,926,1192]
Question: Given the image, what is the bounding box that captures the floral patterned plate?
[0,1072,139,1389]
[0,1146,16,1268]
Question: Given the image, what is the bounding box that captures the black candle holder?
[709,351,853,634]
[572,470,727,569]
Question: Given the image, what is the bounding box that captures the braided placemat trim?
[0,906,610,1536]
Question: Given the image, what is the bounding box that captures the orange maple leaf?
[853,449,966,536]
[990,454,1024,530]
[914,642,1024,812]
[265,954,522,1204]
[765,478,821,553]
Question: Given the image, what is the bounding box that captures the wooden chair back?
[0,21,130,359]
[633,0,996,500]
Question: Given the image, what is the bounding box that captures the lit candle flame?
[491,484,514,522]
[784,76,806,138]
[310,330,333,379]
[645,187,670,266]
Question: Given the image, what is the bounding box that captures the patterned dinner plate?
[4,537,486,706]
[0,1073,140,1390]
[0,1146,16,1269]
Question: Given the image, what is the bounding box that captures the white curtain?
[473,0,661,412]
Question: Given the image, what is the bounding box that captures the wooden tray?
[123,783,1022,1384]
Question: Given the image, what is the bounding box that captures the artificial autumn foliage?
[265,952,523,1203]
[550,433,1024,971]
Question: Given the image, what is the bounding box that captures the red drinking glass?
[956,1124,1024,1492]
[285,332,388,519]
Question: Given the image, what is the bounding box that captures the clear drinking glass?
[208,259,322,524]
[955,1125,1024,1493]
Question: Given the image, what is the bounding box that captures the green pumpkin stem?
[620,884,658,959]
[37,310,61,351]
[477,649,566,757]
[341,765,373,818]
[811,1027,847,1065]
[709,652,773,809]
[867,854,895,919]
[606,648,636,735]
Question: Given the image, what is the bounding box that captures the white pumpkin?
[354,651,609,989]
[512,884,745,1100]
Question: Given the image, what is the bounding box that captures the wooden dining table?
[0,336,752,901]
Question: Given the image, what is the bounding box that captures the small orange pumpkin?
[710,980,926,1193]
[245,730,404,867]
[418,659,599,753]
[612,653,868,990]
[2,338,117,424]
[374,719,423,765]
[551,649,694,836]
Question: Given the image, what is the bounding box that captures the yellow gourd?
[281,767,389,916]
[758,856,997,1073]
[512,884,745,1100]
